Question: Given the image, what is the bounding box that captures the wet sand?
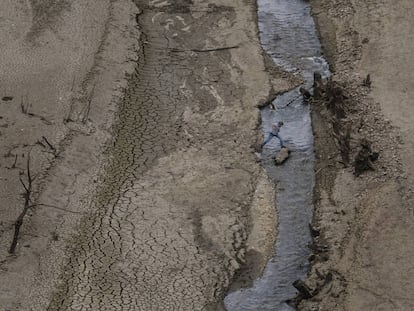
[0,0,296,309]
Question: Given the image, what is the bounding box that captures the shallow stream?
[225,0,329,310]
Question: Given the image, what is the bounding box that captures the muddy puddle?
[225,0,329,310]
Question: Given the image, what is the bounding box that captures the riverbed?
[225,0,329,309]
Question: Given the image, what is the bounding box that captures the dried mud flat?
[298,0,414,310]
[2,0,411,310]
[0,0,297,310]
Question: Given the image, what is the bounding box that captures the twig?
[279,86,316,109]
[280,94,302,108]
[82,99,92,123]
[11,154,18,169]
[42,136,57,155]
[20,96,29,114]
[37,115,52,125]
[30,203,86,215]
[20,96,52,124]
[64,101,75,123]
[9,151,35,254]
[26,113,52,125]
[35,140,46,148]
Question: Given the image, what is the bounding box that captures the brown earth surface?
[0,0,142,309]
[299,0,414,310]
[0,0,298,310]
[4,0,411,310]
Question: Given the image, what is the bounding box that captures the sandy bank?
[299,0,414,310]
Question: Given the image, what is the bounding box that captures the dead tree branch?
[41,136,57,156]
[9,152,35,254]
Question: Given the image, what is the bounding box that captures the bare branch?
[81,84,96,124]
[9,151,34,254]
[26,152,32,185]
[20,96,28,114]
[41,136,57,156]
[31,203,86,215]
[19,176,29,193]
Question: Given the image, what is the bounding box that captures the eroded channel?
[225,0,329,310]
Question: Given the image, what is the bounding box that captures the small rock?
[274,147,289,165]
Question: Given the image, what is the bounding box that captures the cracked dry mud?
[0,0,294,310]
[49,2,278,310]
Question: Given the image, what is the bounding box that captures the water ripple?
[225,0,330,310]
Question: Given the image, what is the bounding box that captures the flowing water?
[224,0,329,310]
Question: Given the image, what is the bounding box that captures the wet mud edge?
[225,1,303,297]
[295,0,351,307]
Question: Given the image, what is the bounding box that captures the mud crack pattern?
[47,1,270,310]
